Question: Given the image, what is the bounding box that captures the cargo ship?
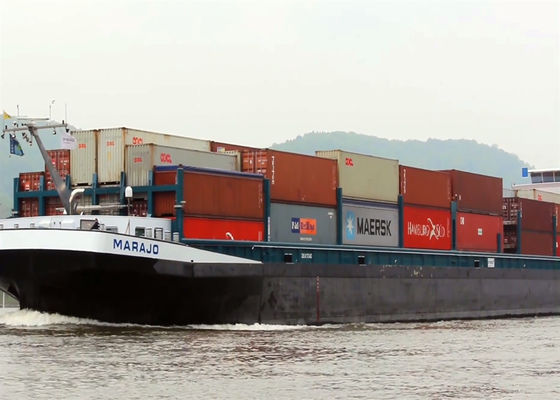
[0,117,559,325]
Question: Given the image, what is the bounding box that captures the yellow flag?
[3,111,11,119]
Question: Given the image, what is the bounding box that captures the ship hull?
[2,248,560,325]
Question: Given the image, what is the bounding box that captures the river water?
[0,308,559,399]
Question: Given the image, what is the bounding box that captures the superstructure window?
[543,172,554,183]
[135,227,146,237]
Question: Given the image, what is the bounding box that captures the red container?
[555,204,560,233]
[19,198,39,217]
[19,172,44,192]
[456,212,503,252]
[45,149,71,190]
[400,165,451,208]
[521,230,554,256]
[154,167,264,219]
[443,170,502,215]
[242,149,338,206]
[153,192,175,217]
[503,198,555,232]
[132,199,148,217]
[403,206,452,250]
[183,217,264,241]
[45,197,64,216]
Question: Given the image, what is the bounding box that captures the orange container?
[19,172,44,192]
[400,165,451,208]
[456,212,503,252]
[443,169,502,215]
[45,149,71,190]
[19,198,39,217]
[183,216,264,241]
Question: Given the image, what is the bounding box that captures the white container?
[316,150,399,203]
[70,130,97,185]
[515,189,560,204]
[126,144,238,186]
[342,200,399,247]
[97,128,211,184]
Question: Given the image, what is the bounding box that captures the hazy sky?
[1,0,559,168]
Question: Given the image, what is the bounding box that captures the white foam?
[0,308,104,327]
[186,323,311,331]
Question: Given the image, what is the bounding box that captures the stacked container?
[445,169,503,252]
[213,145,339,244]
[70,129,97,186]
[45,197,64,216]
[154,166,265,241]
[45,149,70,190]
[503,197,555,256]
[400,165,452,250]
[97,128,210,184]
[18,198,39,217]
[315,150,399,247]
[19,172,44,192]
[126,144,238,186]
[515,189,560,204]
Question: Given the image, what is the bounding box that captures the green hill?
[271,131,531,188]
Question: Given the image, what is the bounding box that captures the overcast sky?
[1,0,558,168]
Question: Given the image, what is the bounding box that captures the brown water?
[0,308,559,399]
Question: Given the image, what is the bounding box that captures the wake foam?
[0,308,105,327]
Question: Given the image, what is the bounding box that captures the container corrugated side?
[521,230,554,256]
[515,189,560,204]
[341,200,398,246]
[19,172,44,192]
[270,202,336,244]
[400,165,451,208]
[456,212,503,252]
[518,198,555,232]
[98,127,211,184]
[19,198,39,217]
[70,130,97,185]
[45,149,70,190]
[316,150,399,203]
[183,170,263,219]
[126,144,238,186]
[243,149,338,206]
[444,169,502,215]
[403,205,452,250]
[183,217,264,241]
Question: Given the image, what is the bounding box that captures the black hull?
[2,249,560,325]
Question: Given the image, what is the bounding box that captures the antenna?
[49,99,55,119]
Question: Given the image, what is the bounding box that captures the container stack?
[503,197,556,255]
[445,170,503,253]
[399,165,452,250]
[213,143,339,244]
[45,150,70,190]
[153,166,265,241]
[316,150,399,247]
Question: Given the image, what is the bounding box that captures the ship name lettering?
[113,239,159,255]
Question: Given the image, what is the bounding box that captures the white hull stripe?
[0,229,260,264]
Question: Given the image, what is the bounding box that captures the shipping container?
[317,150,399,203]
[456,212,503,252]
[153,166,264,219]
[556,204,560,233]
[403,206,452,250]
[131,199,148,217]
[45,197,64,216]
[443,170,502,215]
[18,198,39,217]
[341,200,398,247]
[515,189,560,204]
[520,230,554,256]
[45,149,70,190]
[399,165,451,208]
[98,128,211,184]
[242,149,338,206]
[70,129,97,186]
[18,172,44,192]
[153,192,175,217]
[126,144,238,186]
[503,197,555,232]
[98,193,121,215]
[183,217,264,241]
[270,202,337,244]
[211,141,261,153]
